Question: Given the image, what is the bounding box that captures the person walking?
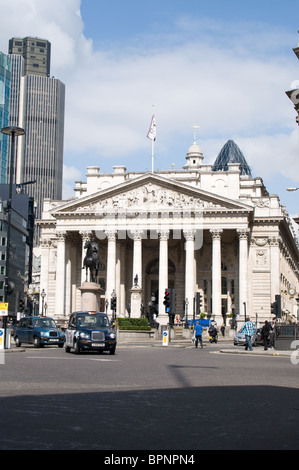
[240,317,256,351]
[194,321,203,349]
[261,320,272,350]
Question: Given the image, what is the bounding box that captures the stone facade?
[37,141,299,327]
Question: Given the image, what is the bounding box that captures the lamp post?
[41,289,46,316]
[1,126,25,348]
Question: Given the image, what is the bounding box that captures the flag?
[147,115,156,141]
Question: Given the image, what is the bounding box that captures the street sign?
[0,329,4,349]
[162,330,169,346]
[0,303,8,316]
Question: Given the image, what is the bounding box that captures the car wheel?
[65,345,71,353]
[110,347,116,355]
[15,336,21,347]
[33,336,40,348]
[74,340,81,354]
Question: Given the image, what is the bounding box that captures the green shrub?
[117,317,151,331]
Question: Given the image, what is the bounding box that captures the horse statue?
[83,238,100,283]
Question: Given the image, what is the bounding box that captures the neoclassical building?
[38,139,299,326]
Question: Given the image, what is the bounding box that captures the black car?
[65,311,116,355]
[14,316,65,348]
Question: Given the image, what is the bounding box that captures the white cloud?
[0,0,298,207]
[62,164,82,199]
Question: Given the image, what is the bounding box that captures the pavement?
[2,334,296,357]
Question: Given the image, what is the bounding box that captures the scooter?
[208,326,218,343]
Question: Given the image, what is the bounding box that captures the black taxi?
[65,311,116,355]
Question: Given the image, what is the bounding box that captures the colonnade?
[40,226,251,325]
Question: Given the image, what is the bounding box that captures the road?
[0,342,298,451]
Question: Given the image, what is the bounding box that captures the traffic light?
[275,294,281,318]
[163,289,171,311]
[18,298,25,312]
[271,295,282,318]
[111,295,117,311]
[271,301,277,316]
[196,292,203,314]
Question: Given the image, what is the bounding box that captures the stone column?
[158,230,169,322]
[130,230,143,318]
[237,228,249,319]
[39,238,51,315]
[55,231,66,316]
[184,229,195,309]
[106,230,117,313]
[269,236,280,301]
[65,242,72,316]
[131,230,143,288]
[210,228,223,321]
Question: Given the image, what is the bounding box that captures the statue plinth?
[130,285,142,318]
[79,282,103,312]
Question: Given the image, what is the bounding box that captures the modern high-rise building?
[0,52,11,183]
[8,37,65,224]
[9,37,51,77]
[286,32,299,125]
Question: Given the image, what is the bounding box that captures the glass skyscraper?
[0,52,11,183]
[8,37,65,225]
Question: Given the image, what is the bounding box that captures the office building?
[0,52,11,183]
[9,37,51,77]
[8,37,65,223]
[286,32,299,125]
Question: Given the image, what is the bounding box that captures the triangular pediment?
[51,173,253,217]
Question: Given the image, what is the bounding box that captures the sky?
[0,0,299,217]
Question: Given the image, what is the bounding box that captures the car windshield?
[77,314,109,328]
[33,318,57,328]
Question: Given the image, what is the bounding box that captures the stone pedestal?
[130,285,142,318]
[79,282,103,312]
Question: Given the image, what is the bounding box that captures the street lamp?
[41,289,46,316]
[1,126,25,348]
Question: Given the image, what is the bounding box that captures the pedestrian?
[261,320,272,350]
[240,317,256,351]
[220,323,225,337]
[194,321,203,349]
[269,317,277,348]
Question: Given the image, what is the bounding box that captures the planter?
[117,329,157,343]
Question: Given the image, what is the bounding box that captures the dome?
[187,143,203,157]
[212,140,252,177]
[184,142,204,169]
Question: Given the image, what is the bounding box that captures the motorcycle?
[208,326,218,343]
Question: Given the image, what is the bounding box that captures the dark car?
[14,316,65,348]
[65,311,116,355]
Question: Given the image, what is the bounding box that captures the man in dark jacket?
[261,320,272,350]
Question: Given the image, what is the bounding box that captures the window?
[221,277,227,295]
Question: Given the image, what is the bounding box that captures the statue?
[83,238,100,283]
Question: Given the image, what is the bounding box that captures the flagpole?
[147,106,156,173]
[152,138,155,173]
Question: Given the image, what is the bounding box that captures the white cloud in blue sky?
[0,0,298,215]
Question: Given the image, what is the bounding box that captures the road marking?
[26,356,121,362]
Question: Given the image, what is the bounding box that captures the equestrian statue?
[83,238,100,283]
